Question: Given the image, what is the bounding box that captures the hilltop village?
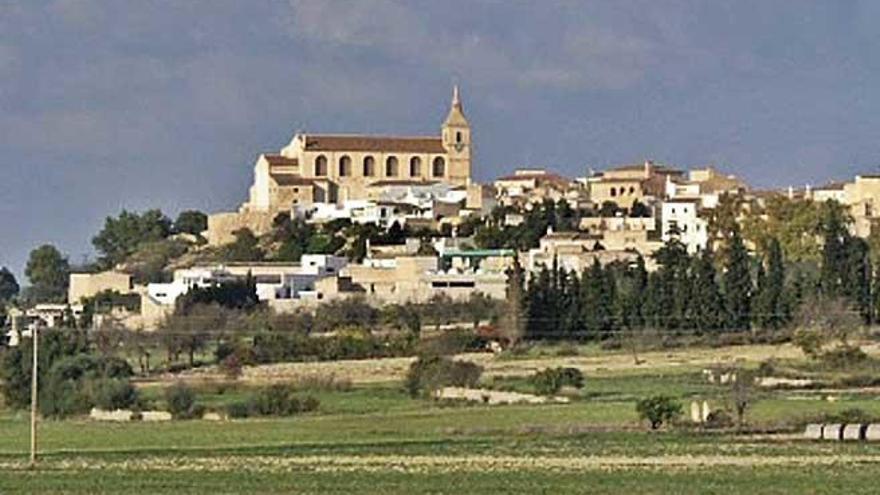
[6,87,880,339]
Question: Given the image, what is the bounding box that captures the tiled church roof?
[303,135,445,154]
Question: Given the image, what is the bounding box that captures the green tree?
[223,228,264,262]
[842,236,872,323]
[723,229,752,331]
[92,209,172,267]
[581,259,614,339]
[0,267,19,302]
[819,200,851,296]
[756,238,787,329]
[692,248,725,332]
[500,257,527,344]
[25,244,70,303]
[636,395,682,430]
[174,210,208,236]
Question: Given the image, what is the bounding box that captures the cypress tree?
[820,201,849,296]
[755,238,786,330]
[692,248,725,332]
[581,258,613,340]
[526,266,552,339]
[501,256,527,344]
[843,237,872,323]
[723,229,752,331]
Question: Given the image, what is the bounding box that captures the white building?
[146,255,349,307]
[661,199,708,253]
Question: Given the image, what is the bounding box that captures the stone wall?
[206,210,276,246]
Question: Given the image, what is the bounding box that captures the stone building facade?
[207,87,472,245]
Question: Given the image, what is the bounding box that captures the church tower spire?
[441,85,471,187]
[444,84,468,127]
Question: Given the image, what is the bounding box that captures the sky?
[3,0,880,281]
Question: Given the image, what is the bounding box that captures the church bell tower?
[441,85,471,186]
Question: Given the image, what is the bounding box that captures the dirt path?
[3,452,879,473]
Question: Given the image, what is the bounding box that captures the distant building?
[68,270,133,304]
[589,160,685,209]
[661,199,708,253]
[207,87,475,245]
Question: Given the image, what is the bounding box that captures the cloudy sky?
[3,0,880,279]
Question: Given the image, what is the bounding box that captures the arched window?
[629,186,635,195]
[432,156,445,177]
[315,155,327,177]
[363,156,375,177]
[338,155,351,177]
[455,131,462,144]
[385,156,399,177]
[409,157,421,177]
[610,187,617,197]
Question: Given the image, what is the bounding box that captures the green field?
[3,346,880,493]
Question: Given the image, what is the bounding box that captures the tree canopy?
[24,244,70,303]
[92,209,172,268]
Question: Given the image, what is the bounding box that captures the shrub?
[250,384,321,416]
[220,353,243,381]
[405,356,482,398]
[823,408,878,424]
[531,367,585,395]
[292,373,353,392]
[705,409,734,429]
[226,401,251,419]
[165,382,197,419]
[636,395,682,430]
[91,379,139,411]
[820,345,868,369]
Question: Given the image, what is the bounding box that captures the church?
[206,87,476,245]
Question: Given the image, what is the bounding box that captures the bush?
[91,379,139,411]
[820,345,868,369]
[405,356,483,398]
[250,384,320,416]
[165,382,198,419]
[292,373,353,392]
[531,367,585,395]
[38,353,137,418]
[636,395,682,430]
[704,409,734,429]
[220,353,243,381]
[226,401,251,419]
[823,408,878,424]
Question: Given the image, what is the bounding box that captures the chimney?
[644,160,652,178]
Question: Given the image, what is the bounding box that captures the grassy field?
[3,343,880,493]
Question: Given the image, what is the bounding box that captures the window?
[385,156,399,177]
[409,156,422,177]
[338,155,351,177]
[315,155,328,176]
[432,156,445,177]
[363,156,375,176]
[610,187,617,197]
[455,131,462,144]
[629,186,635,195]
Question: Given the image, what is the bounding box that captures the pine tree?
[723,229,753,331]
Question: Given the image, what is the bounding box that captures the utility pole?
[29,325,38,468]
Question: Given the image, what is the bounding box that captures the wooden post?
[29,326,38,467]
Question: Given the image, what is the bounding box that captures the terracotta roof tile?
[271,174,315,186]
[263,154,299,167]
[303,134,445,153]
